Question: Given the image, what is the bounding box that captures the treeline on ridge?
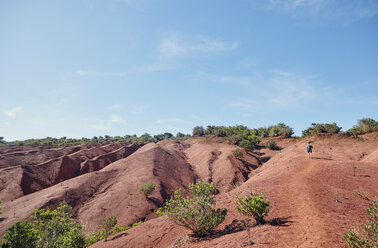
[1,118,377,148]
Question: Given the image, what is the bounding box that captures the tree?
[192,126,205,136]
[236,192,271,225]
[104,216,117,242]
[139,182,156,198]
[157,180,227,237]
[176,132,185,138]
[302,123,342,137]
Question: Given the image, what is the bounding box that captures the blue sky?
[1,0,377,140]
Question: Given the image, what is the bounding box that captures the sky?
[1,0,378,141]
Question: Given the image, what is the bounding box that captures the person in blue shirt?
[306,142,313,158]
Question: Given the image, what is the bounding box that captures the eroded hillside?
[1,134,377,247]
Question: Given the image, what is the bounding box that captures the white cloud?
[4,106,22,117]
[158,34,238,61]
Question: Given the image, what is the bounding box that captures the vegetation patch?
[1,203,85,248]
[157,180,227,237]
[347,118,378,136]
[264,140,277,150]
[139,182,156,198]
[232,149,243,158]
[302,123,342,137]
[343,200,377,248]
[236,192,271,225]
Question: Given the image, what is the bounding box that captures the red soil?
[89,133,378,248]
[1,133,377,248]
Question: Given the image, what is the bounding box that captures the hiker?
[306,142,313,158]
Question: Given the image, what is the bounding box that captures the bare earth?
[1,133,377,248]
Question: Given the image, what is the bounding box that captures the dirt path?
[283,157,328,247]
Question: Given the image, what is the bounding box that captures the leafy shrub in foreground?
[1,203,85,248]
[236,192,271,225]
[1,221,37,248]
[343,200,377,248]
[264,140,277,150]
[157,180,227,237]
[139,182,156,198]
[302,122,342,137]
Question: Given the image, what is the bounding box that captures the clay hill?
[1,133,377,248]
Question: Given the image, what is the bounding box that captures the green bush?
[1,221,37,248]
[239,139,257,152]
[236,192,271,225]
[85,218,141,246]
[264,140,277,150]
[104,216,117,241]
[157,180,227,237]
[0,199,3,214]
[139,182,156,198]
[347,118,378,136]
[1,203,85,248]
[302,123,342,137]
[343,200,377,248]
[232,149,243,158]
[192,126,205,136]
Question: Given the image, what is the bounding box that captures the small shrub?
[352,166,357,177]
[104,216,117,241]
[236,192,271,225]
[1,203,85,248]
[139,182,156,198]
[1,221,37,248]
[157,180,227,237]
[232,149,243,158]
[343,200,377,248]
[85,219,139,246]
[264,140,277,150]
[0,199,3,214]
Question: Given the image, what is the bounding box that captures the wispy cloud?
[158,34,238,61]
[4,106,22,117]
